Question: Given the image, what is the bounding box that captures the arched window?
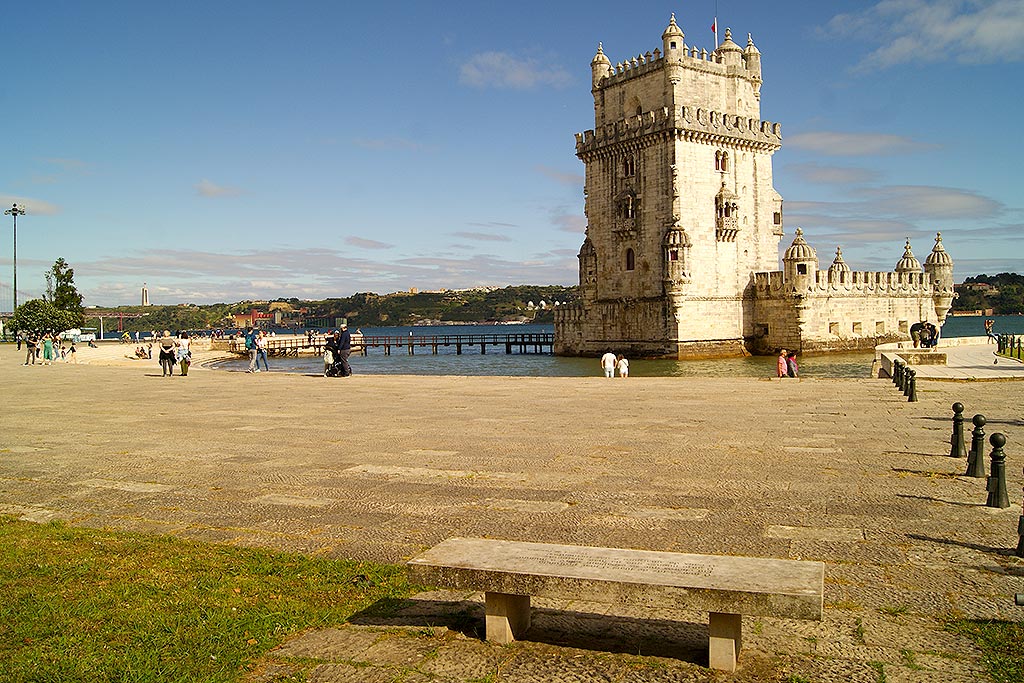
[625,248,636,271]
[721,151,729,172]
[623,156,635,177]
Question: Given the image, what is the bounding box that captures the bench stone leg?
[484,592,531,644]
[708,612,742,672]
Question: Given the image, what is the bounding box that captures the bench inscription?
[522,549,715,577]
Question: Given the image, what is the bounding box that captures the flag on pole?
[712,18,718,48]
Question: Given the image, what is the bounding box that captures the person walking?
[24,331,38,365]
[600,351,617,378]
[158,330,177,376]
[616,354,629,378]
[256,330,270,372]
[777,349,788,379]
[177,332,192,376]
[786,351,799,379]
[67,340,78,364]
[244,327,259,373]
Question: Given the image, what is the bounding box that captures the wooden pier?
[219,332,554,357]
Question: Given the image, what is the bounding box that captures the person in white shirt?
[616,355,629,378]
[600,351,617,378]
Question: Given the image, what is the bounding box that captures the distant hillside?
[84,285,580,332]
[954,273,1023,314]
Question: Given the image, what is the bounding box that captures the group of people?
[157,331,192,376]
[242,327,270,373]
[18,331,77,366]
[600,351,629,378]
[910,321,939,348]
[777,349,799,379]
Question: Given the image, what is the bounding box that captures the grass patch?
[0,517,415,682]
[948,619,1024,683]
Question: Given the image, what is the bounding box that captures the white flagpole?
[714,0,720,48]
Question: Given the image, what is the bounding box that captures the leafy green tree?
[10,299,80,333]
[44,257,85,325]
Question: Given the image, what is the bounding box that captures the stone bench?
[407,537,824,672]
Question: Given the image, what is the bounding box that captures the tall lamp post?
[4,203,25,312]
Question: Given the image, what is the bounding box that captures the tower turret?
[828,246,851,280]
[783,229,818,291]
[894,239,923,274]
[743,33,762,99]
[578,233,598,301]
[590,42,612,89]
[714,28,743,68]
[924,232,955,325]
[661,13,684,59]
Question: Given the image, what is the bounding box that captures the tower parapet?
[924,232,955,324]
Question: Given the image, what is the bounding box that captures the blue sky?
[1,0,1021,308]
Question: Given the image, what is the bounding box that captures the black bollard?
[966,415,987,478]
[986,433,1010,509]
[898,361,907,391]
[908,369,918,402]
[949,403,968,458]
[1016,479,1024,556]
[892,359,902,386]
[903,367,913,397]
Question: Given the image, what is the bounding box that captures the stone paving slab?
[1,344,1023,681]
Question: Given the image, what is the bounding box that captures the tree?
[44,257,85,326]
[9,299,80,333]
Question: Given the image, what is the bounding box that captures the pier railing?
[222,332,554,357]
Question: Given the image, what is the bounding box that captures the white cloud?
[459,51,572,89]
[345,236,394,250]
[826,0,1024,70]
[196,179,243,198]
[787,131,935,156]
[452,231,512,242]
[0,195,60,215]
[536,165,584,186]
[786,162,879,185]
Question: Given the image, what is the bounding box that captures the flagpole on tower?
[713,0,719,48]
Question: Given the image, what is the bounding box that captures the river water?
[212,315,1023,378]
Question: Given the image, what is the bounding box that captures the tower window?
[623,157,636,177]
[773,212,782,225]
[714,150,729,172]
[797,264,807,275]
[670,41,677,49]
[625,248,636,271]
[668,249,679,261]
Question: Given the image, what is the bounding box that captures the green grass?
[0,517,415,682]
[948,619,1024,683]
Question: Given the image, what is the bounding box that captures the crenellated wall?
[576,105,782,157]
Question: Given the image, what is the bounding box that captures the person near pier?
[256,330,270,372]
[244,326,259,373]
[336,323,352,377]
[600,351,617,378]
[786,351,799,379]
[616,354,629,378]
[985,318,997,343]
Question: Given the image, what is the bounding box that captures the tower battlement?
[751,269,935,296]
[575,106,781,156]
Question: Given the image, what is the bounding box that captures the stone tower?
[555,16,784,358]
[141,282,150,307]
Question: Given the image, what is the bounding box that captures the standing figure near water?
[786,351,799,379]
[777,349,788,379]
[600,351,617,378]
[158,330,178,376]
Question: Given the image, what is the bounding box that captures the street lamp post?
[4,203,25,312]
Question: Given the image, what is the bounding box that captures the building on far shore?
[554,15,955,359]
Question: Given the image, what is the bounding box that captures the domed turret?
[714,28,743,67]
[662,13,684,60]
[591,42,612,88]
[894,239,922,273]
[924,232,955,325]
[743,32,762,89]
[828,246,851,279]
[783,228,818,289]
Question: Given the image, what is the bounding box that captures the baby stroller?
[323,349,346,377]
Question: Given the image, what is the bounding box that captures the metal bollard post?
[1016,471,1024,557]
[892,359,902,386]
[949,403,968,457]
[986,433,1009,509]
[903,367,913,397]
[898,361,907,392]
[966,415,987,478]
[907,369,918,402]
